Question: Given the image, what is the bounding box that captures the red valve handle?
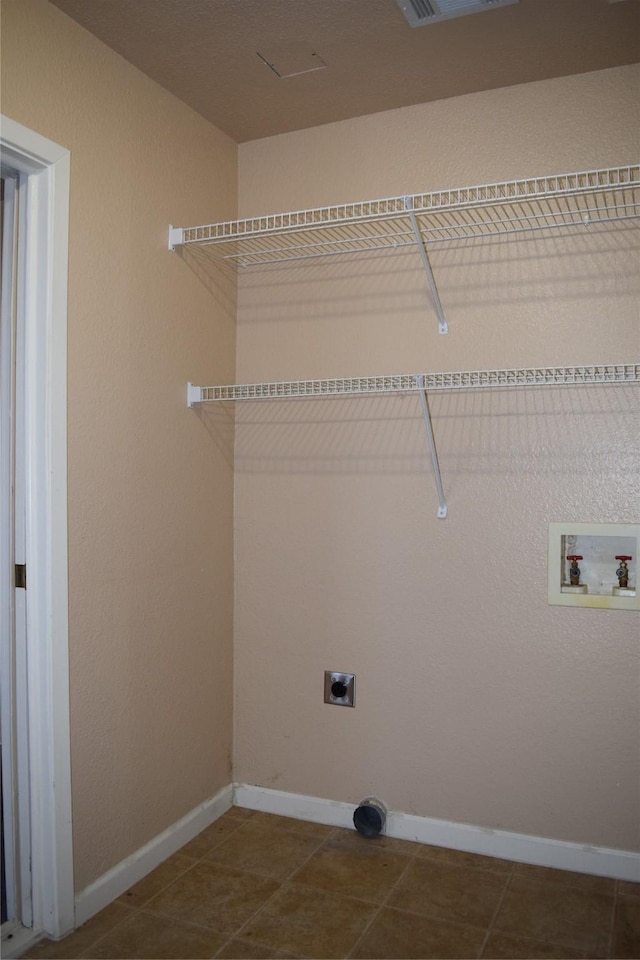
[566,555,583,561]
[615,555,632,561]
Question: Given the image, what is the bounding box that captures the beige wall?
[235,66,640,851]
[1,0,237,890]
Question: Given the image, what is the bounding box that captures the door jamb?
[0,115,74,941]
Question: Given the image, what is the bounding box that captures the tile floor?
[22,807,640,959]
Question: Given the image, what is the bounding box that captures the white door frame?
[0,115,74,941]
[1,170,20,930]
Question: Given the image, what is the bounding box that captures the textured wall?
[1,0,237,890]
[235,66,640,851]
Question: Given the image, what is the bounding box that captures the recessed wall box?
[548,522,639,610]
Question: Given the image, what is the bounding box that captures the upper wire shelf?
[170,165,640,265]
[187,364,640,405]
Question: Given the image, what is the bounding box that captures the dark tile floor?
[23,807,640,959]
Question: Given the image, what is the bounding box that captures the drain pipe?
[353,797,387,838]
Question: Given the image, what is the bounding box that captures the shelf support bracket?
[416,374,447,518]
[404,197,448,335]
[186,382,202,407]
[168,225,184,252]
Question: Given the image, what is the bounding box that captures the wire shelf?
[171,166,640,264]
[188,364,640,405]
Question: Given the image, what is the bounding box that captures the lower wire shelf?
[186,363,640,520]
[187,363,640,405]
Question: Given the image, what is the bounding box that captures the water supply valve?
[615,555,632,589]
[566,555,583,586]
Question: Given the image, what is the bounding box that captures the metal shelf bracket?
[404,197,448,335]
[186,382,202,407]
[416,374,447,518]
[168,225,184,252]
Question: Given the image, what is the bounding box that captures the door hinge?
[15,563,26,589]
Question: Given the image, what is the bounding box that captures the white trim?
[0,921,43,960]
[75,784,233,927]
[14,167,32,930]
[0,116,73,939]
[1,170,19,929]
[234,783,354,829]
[234,784,640,883]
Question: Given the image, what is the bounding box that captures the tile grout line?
[345,835,421,959]
[228,824,419,957]
[63,903,141,960]
[226,822,344,957]
[608,879,619,959]
[209,825,340,959]
[478,866,623,959]
[344,902,383,959]
[157,823,254,893]
[133,906,239,944]
[22,822,250,960]
[120,847,213,903]
[135,816,251,889]
[477,861,516,958]
[362,852,518,960]
[71,815,289,959]
[213,937,234,959]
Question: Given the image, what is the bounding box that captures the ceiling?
[50,0,640,143]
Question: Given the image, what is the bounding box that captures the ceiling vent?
[396,0,518,27]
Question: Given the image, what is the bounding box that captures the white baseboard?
[75,784,233,927]
[73,779,639,934]
[234,784,640,883]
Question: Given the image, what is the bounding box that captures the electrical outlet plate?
[548,522,639,609]
[324,671,355,707]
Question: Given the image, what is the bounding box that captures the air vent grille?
[396,0,518,27]
[405,0,437,22]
